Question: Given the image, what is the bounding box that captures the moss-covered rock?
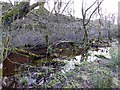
[2,2,30,27]
[2,1,47,27]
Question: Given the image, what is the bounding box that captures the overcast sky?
[0,0,119,18]
[44,0,119,18]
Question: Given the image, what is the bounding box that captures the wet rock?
[7,13,109,48]
[3,52,32,77]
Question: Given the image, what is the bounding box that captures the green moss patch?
[0,69,2,77]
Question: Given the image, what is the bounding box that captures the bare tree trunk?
[81,0,104,61]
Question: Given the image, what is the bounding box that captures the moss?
[36,72,44,76]
[48,78,61,87]
[91,67,112,88]
[76,75,82,80]
[0,69,2,77]
[64,71,73,77]
[2,2,31,26]
[19,77,28,85]
[14,48,39,57]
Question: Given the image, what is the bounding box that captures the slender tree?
[81,0,104,45]
[80,0,104,61]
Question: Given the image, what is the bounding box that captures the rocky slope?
[4,7,117,48]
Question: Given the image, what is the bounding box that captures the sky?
[44,0,119,18]
[0,0,119,18]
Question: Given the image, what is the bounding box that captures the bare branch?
[8,0,14,6]
[85,0,97,12]
[61,0,71,14]
[51,0,57,14]
[97,0,102,26]
[81,0,86,26]
[85,0,104,26]
[81,0,84,17]
[30,2,39,10]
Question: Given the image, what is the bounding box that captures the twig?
[61,0,71,14]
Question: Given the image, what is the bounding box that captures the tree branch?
[30,2,45,10]
[85,0,104,26]
[8,0,14,7]
[85,0,97,12]
[61,0,71,14]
